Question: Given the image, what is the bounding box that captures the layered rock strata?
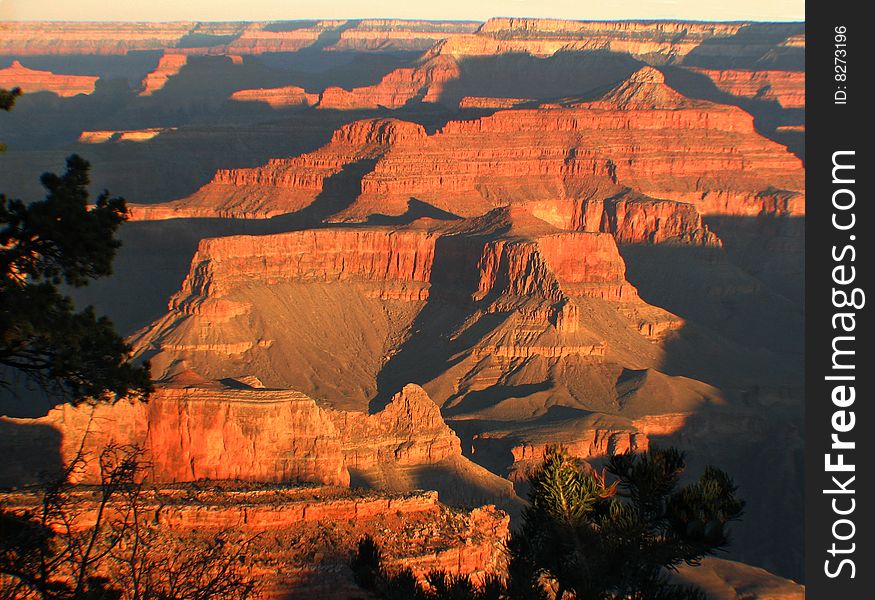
[138,52,188,95]
[690,68,805,109]
[129,118,426,220]
[139,67,802,224]
[0,60,98,96]
[230,85,319,108]
[0,486,509,599]
[0,383,462,489]
[353,67,802,217]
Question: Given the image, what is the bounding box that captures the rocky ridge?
[133,66,802,224]
[0,383,462,489]
[0,60,98,96]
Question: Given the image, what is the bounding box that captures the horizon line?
[0,15,805,25]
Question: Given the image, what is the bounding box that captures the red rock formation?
[223,22,339,54]
[585,65,696,110]
[130,62,801,224]
[0,19,802,63]
[172,228,436,302]
[78,127,176,143]
[0,486,510,599]
[458,96,535,109]
[352,67,803,218]
[329,384,461,470]
[468,231,639,307]
[0,22,197,55]
[333,19,481,52]
[0,60,98,97]
[124,212,686,417]
[502,428,649,485]
[0,382,467,489]
[303,20,803,109]
[575,191,722,245]
[318,54,461,110]
[690,68,805,109]
[129,118,426,219]
[139,53,188,96]
[1,387,348,486]
[230,85,319,108]
[473,18,751,60]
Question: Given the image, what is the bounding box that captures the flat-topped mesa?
[230,85,319,108]
[139,52,188,96]
[458,96,535,109]
[329,384,461,470]
[477,18,745,37]
[330,118,427,146]
[575,192,722,246]
[474,19,804,65]
[172,228,437,310]
[0,387,349,486]
[0,383,469,490]
[222,21,340,54]
[0,60,98,97]
[689,68,806,109]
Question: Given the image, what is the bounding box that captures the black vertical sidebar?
[805,1,871,598]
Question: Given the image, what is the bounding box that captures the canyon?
[0,16,805,597]
[131,66,803,224]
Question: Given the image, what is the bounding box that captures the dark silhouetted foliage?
[352,446,743,600]
[0,154,153,403]
[0,87,20,112]
[350,535,504,600]
[0,446,257,599]
[506,446,743,599]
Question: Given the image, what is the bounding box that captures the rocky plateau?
[0,16,805,597]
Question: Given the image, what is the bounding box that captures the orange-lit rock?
[0,22,196,55]
[129,118,426,219]
[0,486,510,600]
[230,85,319,108]
[0,382,473,490]
[690,68,805,109]
[78,127,176,143]
[134,67,802,223]
[333,19,481,52]
[353,67,803,218]
[575,192,722,245]
[458,96,535,109]
[0,60,98,96]
[318,54,460,110]
[139,52,188,96]
[172,228,436,302]
[1,387,348,486]
[329,384,461,469]
[472,18,752,59]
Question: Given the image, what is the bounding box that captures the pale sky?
[0,0,804,23]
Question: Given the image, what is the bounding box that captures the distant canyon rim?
[0,17,805,599]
